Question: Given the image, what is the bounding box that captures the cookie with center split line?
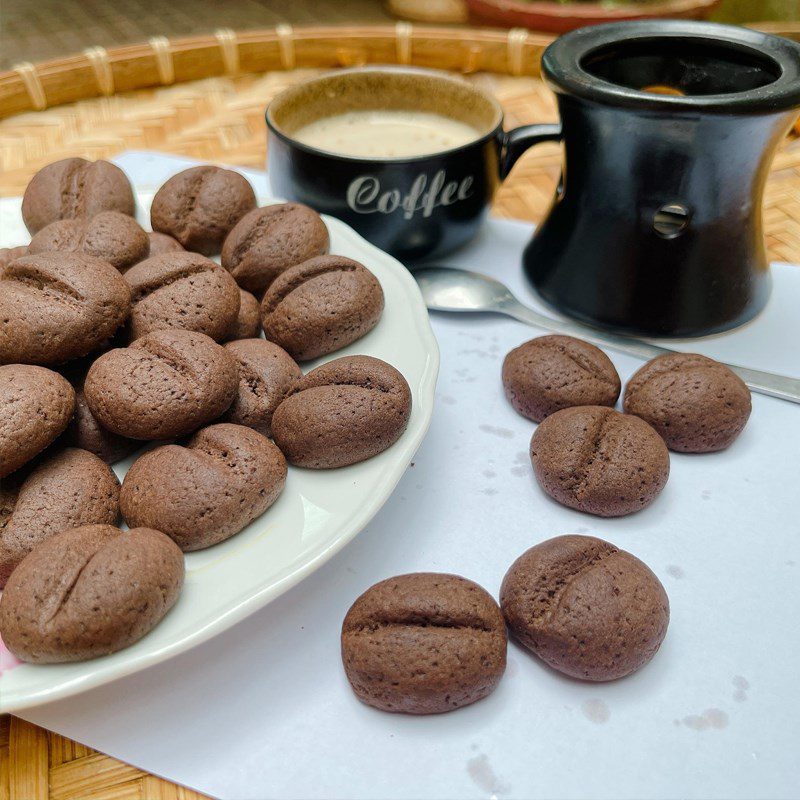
[150,166,256,255]
[22,157,135,234]
[0,252,131,366]
[221,339,302,437]
[623,352,752,453]
[221,203,329,293]
[0,447,120,587]
[124,251,240,342]
[84,329,238,440]
[260,255,384,361]
[341,573,507,714]
[530,406,669,517]
[502,335,621,422]
[500,534,670,681]
[28,211,149,273]
[0,524,183,663]
[0,364,75,479]
[271,355,412,468]
[121,423,287,551]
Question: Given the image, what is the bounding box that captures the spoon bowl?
[415,266,516,313]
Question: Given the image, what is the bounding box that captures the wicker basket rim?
[1,24,556,118]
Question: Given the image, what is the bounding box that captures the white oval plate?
[0,191,439,713]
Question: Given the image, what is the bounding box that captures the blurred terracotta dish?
[466,0,721,34]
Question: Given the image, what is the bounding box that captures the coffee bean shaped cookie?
[28,211,149,273]
[150,166,256,255]
[147,231,184,257]
[500,535,669,681]
[503,335,621,422]
[0,365,75,478]
[341,573,507,714]
[0,447,120,587]
[261,255,384,361]
[623,353,752,453]
[84,329,237,440]
[0,253,131,366]
[0,245,28,269]
[272,355,412,468]
[0,524,183,663]
[63,384,140,464]
[121,423,287,551]
[22,158,135,234]
[221,203,329,293]
[124,251,240,342]
[530,406,669,517]
[227,288,261,340]
[221,339,302,436]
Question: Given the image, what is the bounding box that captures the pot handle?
[499,123,562,180]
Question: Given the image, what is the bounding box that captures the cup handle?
[498,123,562,180]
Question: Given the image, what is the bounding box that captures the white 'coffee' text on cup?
[346,170,474,219]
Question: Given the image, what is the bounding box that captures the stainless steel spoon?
[415,266,800,405]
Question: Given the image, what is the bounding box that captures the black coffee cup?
[266,66,560,263]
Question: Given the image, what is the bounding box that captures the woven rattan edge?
[1,24,555,119]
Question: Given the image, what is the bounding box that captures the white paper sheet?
[15,152,800,800]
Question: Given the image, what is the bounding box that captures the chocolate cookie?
[500,535,669,681]
[84,329,238,440]
[0,524,183,663]
[63,383,140,464]
[272,355,412,468]
[22,158,136,234]
[124,251,240,342]
[260,255,384,361]
[147,231,184,257]
[221,339,302,436]
[28,211,149,272]
[150,166,256,255]
[623,353,752,453]
[341,573,507,714]
[0,245,28,269]
[0,252,131,365]
[530,406,669,517]
[121,423,286,551]
[221,203,329,293]
[227,289,261,340]
[0,447,120,587]
[503,335,621,422]
[0,365,75,478]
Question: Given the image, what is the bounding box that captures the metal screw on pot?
[653,204,691,238]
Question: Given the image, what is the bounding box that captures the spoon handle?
[503,299,800,405]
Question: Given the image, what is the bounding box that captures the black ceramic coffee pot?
[521,21,800,337]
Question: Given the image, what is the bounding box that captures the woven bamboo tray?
[1,22,800,800]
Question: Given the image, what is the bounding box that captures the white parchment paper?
[15,153,800,800]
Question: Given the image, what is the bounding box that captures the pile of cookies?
[504,334,752,516]
[0,158,412,665]
[337,334,752,716]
